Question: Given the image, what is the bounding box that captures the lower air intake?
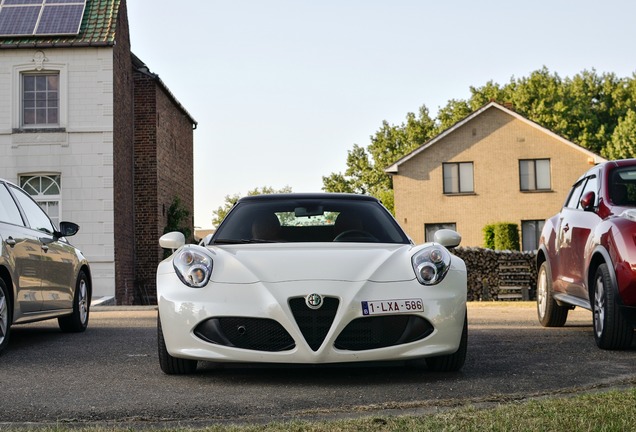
[335,315,433,350]
[194,317,295,352]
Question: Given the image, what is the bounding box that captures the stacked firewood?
[451,247,537,301]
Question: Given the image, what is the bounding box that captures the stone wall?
[452,247,537,301]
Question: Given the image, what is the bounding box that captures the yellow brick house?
[386,101,605,250]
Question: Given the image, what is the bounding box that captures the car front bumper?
[157,267,467,365]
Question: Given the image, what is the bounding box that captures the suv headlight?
[172,247,213,288]
[412,245,452,285]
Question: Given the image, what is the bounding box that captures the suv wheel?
[537,261,568,327]
[593,263,633,350]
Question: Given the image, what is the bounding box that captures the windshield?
[211,198,410,244]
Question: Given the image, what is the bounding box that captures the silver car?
[0,179,91,355]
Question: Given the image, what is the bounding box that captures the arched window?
[19,174,61,227]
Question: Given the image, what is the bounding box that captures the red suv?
[536,159,636,349]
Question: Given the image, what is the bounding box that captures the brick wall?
[112,0,136,305]
[393,107,598,247]
[133,71,194,304]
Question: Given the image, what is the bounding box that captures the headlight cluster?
[412,245,452,285]
[172,247,213,288]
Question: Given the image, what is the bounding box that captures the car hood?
[207,243,417,283]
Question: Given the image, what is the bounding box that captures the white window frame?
[13,63,67,130]
[19,173,62,228]
[21,72,60,127]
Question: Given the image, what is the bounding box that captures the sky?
[126,0,636,229]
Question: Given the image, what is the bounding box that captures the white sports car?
[157,193,467,374]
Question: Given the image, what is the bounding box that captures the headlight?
[412,245,452,285]
[172,247,213,288]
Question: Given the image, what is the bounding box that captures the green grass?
[3,387,635,431]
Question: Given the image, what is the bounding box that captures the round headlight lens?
[418,262,437,282]
[180,250,195,266]
[430,249,443,264]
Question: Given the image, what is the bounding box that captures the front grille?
[194,317,295,352]
[289,297,339,351]
[335,315,433,350]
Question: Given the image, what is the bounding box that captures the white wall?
[0,47,115,299]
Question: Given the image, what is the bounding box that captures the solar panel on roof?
[36,3,84,35]
[3,0,44,5]
[0,5,39,35]
[0,0,86,37]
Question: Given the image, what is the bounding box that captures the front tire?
[158,317,197,374]
[425,310,467,372]
[593,263,633,350]
[58,270,90,333]
[536,261,568,327]
[0,278,11,356]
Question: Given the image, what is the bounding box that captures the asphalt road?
[0,303,634,428]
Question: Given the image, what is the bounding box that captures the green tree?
[211,185,292,227]
[164,196,192,239]
[163,196,192,258]
[603,110,636,159]
[323,67,636,215]
[322,106,438,213]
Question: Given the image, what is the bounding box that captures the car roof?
[575,159,636,183]
[236,193,380,203]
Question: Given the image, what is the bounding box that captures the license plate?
[361,298,424,316]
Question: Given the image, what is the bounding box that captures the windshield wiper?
[212,238,279,244]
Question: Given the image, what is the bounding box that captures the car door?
[0,182,43,313]
[556,174,600,299]
[9,185,75,311]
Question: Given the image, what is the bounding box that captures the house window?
[19,174,61,227]
[521,220,545,251]
[443,162,474,194]
[425,223,457,242]
[519,159,551,191]
[22,72,59,127]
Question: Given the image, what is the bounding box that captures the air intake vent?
[288,297,339,351]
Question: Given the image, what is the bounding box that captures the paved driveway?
[0,303,634,427]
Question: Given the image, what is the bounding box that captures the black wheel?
[158,316,197,374]
[425,310,467,372]
[0,278,11,356]
[58,270,90,332]
[593,263,633,350]
[536,261,568,327]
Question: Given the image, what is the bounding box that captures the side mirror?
[580,191,596,211]
[434,229,461,249]
[58,221,79,237]
[160,231,186,250]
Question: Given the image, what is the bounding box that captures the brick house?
[386,102,605,250]
[0,0,196,304]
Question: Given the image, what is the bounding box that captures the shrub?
[483,222,520,250]
[483,224,495,249]
[494,223,520,250]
